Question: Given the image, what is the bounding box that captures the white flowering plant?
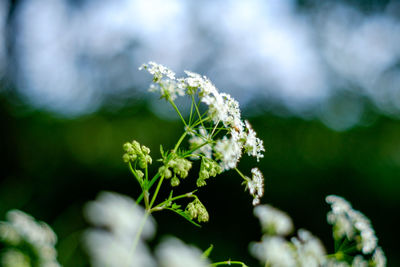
[0,62,387,267]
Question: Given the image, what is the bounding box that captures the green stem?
[151,190,198,211]
[189,95,195,125]
[130,211,149,258]
[136,172,160,204]
[235,168,250,182]
[129,162,143,188]
[169,99,187,127]
[210,260,248,266]
[174,131,188,152]
[192,94,206,129]
[149,175,165,208]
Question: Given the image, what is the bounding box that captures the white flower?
[149,79,185,101]
[352,255,368,267]
[188,126,213,159]
[291,229,326,267]
[326,195,378,254]
[0,210,60,267]
[214,134,242,170]
[247,167,264,205]
[156,237,210,267]
[140,61,175,80]
[84,191,155,241]
[183,71,218,97]
[84,230,155,267]
[372,247,386,267]
[84,192,156,267]
[254,205,293,236]
[243,120,265,161]
[250,236,296,267]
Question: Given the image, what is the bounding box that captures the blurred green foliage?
[0,92,399,266]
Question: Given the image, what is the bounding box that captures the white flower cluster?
[84,191,156,267]
[140,62,265,171]
[247,168,264,205]
[254,204,293,236]
[140,62,184,101]
[326,195,378,254]
[155,237,210,267]
[251,204,326,267]
[0,210,61,267]
[188,126,213,159]
[291,229,326,267]
[84,192,213,267]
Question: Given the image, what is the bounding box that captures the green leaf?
[160,145,164,157]
[202,244,214,259]
[166,207,201,227]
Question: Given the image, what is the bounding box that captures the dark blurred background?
[1,0,400,266]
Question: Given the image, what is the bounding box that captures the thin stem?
[183,141,212,157]
[129,162,143,188]
[149,175,165,208]
[130,211,149,259]
[235,168,250,182]
[174,131,188,152]
[189,96,195,126]
[169,99,187,127]
[136,172,160,204]
[210,260,248,267]
[151,190,198,211]
[210,120,220,136]
[192,94,205,129]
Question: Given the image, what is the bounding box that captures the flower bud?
[170,176,180,187]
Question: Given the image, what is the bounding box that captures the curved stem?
[129,162,143,188]
[210,260,248,266]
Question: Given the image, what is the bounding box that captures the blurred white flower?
[291,229,326,267]
[0,210,60,267]
[156,237,210,267]
[326,195,378,254]
[250,236,296,267]
[254,204,293,236]
[372,247,386,267]
[84,191,155,241]
[84,191,156,267]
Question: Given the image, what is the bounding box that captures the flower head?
[326,195,378,254]
[254,204,293,236]
[246,167,264,205]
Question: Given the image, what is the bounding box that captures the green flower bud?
[142,145,150,155]
[186,202,197,219]
[170,176,180,187]
[139,158,147,169]
[196,178,207,187]
[130,154,137,161]
[164,168,172,179]
[123,142,132,152]
[197,208,209,223]
[136,170,144,179]
[145,155,152,164]
[122,153,130,163]
[132,141,141,152]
